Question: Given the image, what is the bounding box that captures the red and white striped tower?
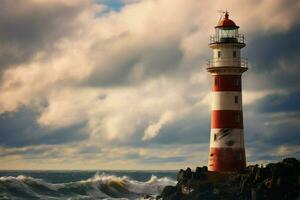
[207,12,248,172]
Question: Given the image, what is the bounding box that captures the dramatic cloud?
[0,0,300,169]
[0,108,87,147]
[0,0,98,71]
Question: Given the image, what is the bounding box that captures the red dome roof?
[216,12,239,28]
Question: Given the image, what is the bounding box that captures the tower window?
[235,78,240,86]
[235,113,241,123]
[234,96,239,104]
[237,152,242,160]
[214,77,219,85]
[214,134,217,141]
[233,51,237,58]
[217,51,221,58]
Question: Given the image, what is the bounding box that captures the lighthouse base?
[208,148,246,172]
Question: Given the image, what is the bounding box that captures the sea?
[0,170,177,200]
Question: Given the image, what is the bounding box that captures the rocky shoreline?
[155,158,300,200]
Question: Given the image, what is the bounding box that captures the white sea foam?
[0,173,176,200]
[126,175,176,195]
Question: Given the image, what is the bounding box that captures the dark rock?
[176,169,185,182]
[159,158,300,200]
[160,186,177,196]
[184,167,192,179]
[194,166,208,179]
[160,186,181,200]
[143,194,154,199]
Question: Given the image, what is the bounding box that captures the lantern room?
[210,12,244,44]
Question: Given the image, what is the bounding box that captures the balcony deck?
[209,34,245,44]
[206,57,248,69]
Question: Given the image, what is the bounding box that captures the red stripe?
[208,147,246,172]
[211,110,243,128]
[212,75,241,91]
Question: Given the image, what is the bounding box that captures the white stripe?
[210,71,245,76]
[211,91,242,110]
[210,128,244,148]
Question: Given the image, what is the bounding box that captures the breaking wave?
[0,173,176,200]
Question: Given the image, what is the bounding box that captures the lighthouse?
[207,12,248,172]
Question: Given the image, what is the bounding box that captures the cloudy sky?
[0,0,300,170]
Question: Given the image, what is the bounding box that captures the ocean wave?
[0,173,176,200]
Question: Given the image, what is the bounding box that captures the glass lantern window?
[215,28,238,42]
